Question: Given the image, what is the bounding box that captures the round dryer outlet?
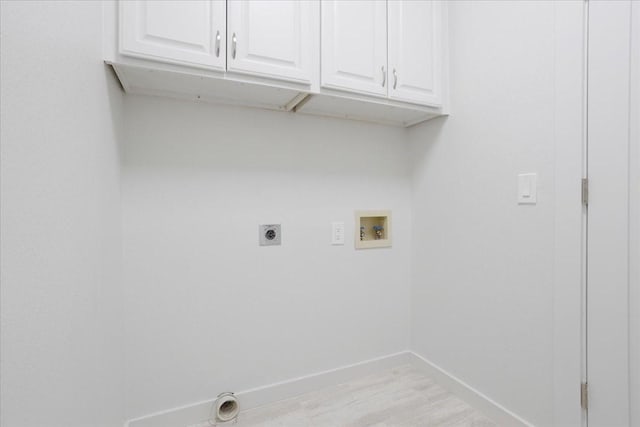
[259,224,281,246]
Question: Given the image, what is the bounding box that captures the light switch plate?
[259,224,281,246]
[331,222,345,245]
[518,173,537,204]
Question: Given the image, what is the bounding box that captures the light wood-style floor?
[231,365,497,427]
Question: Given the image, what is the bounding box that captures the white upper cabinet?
[321,1,388,97]
[388,1,442,106]
[227,1,314,84]
[120,1,226,71]
[108,0,447,126]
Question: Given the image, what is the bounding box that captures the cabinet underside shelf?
[109,63,445,128]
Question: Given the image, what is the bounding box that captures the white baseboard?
[125,351,413,427]
[407,351,533,427]
[126,350,532,427]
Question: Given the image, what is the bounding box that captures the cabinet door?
[120,1,226,71]
[227,1,314,84]
[321,0,388,97]
[388,1,442,106]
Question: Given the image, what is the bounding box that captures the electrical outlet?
[332,222,345,245]
[259,224,281,246]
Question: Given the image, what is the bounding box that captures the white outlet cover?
[331,222,345,245]
[259,224,281,246]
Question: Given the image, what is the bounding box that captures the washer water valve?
[373,225,384,240]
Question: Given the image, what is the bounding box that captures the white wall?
[408,2,580,425]
[121,95,412,419]
[0,2,124,427]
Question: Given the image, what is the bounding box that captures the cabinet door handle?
[215,31,221,57]
[232,33,237,59]
[393,68,398,89]
[381,66,386,87]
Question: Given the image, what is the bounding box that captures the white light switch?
[331,222,345,245]
[518,173,537,204]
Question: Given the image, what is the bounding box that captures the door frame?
[552,1,588,426]
[629,4,640,425]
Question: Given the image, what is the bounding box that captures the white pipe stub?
[211,392,239,424]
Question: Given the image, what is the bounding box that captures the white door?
[227,1,314,84]
[321,0,388,97]
[120,1,226,71]
[587,1,636,425]
[387,1,442,106]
